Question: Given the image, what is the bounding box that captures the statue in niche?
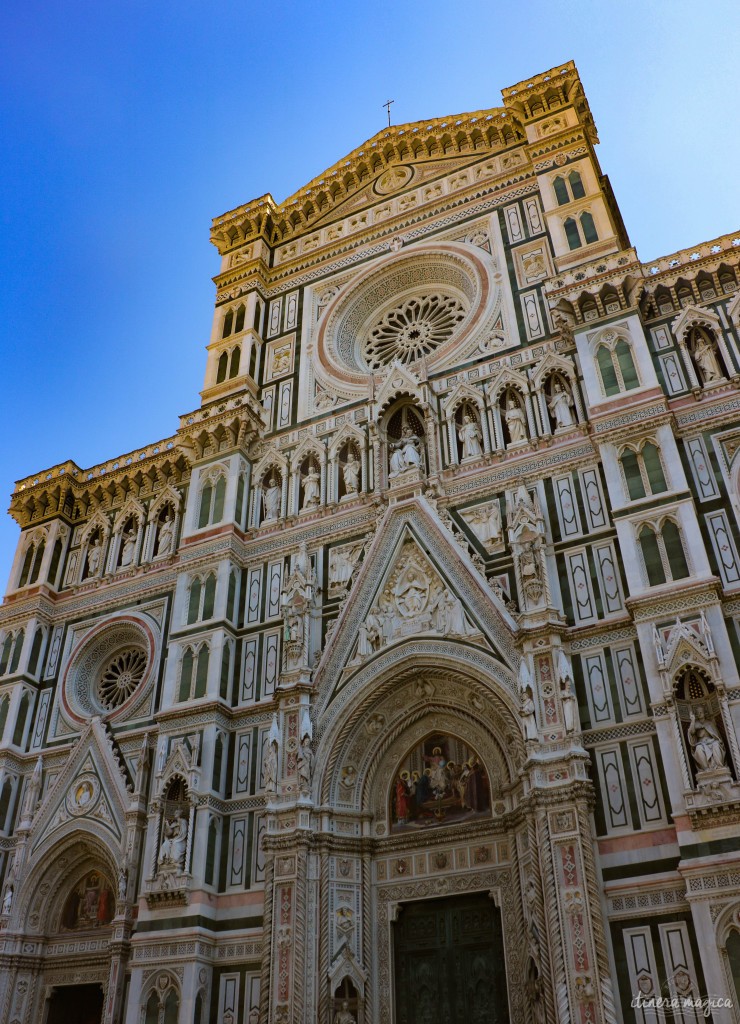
[519,684,538,742]
[1,887,12,915]
[458,411,483,459]
[21,756,42,821]
[263,720,279,794]
[118,865,128,902]
[294,540,312,580]
[120,526,136,567]
[560,676,578,734]
[263,474,281,521]
[389,425,422,477]
[333,1002,356,1024]
[692,331,724,384]
[504,395,528,444]
[87,536,103,576]
[329,544,362,593]
[297,737,313,795]
[157,515,174,556]
[301,462,321,509]
[158,810,188,871]
[688,708,727,771]
[547,379,575,429]
[342,451,360,495]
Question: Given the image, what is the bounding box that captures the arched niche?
[389,730,492,833]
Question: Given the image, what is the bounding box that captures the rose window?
[97,648,148,710]
[363,293,467,369]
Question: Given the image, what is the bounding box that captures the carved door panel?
[393,893,509,1024]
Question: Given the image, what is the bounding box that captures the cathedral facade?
[1,61,740,1023]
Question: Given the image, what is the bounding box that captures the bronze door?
[393,892,509,1024]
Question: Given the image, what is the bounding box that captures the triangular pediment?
[372,362,424,417]
[29,718,131,857]
[314,495,518,709]
[671,303,721,342]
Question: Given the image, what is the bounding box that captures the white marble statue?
[688,709,726,771]
[22,755,42,821]
[297,736,313,794]
[342,452,360,494]
[118,866,128,901]
[547,382,575,429]
[520,685,538,742]
[87,537,103,576]
[302,464,321,509]
[2,887,12,915]
[263,475,281,521]
[389,426,422,477]
[120,527,136,567]
[504,397,528,444]
[433,590,471,636]
[458,413,483,459]
[560,677,578,735]
[333,1002,356,1024]
[158,810,188,870]
[263,740,278,794]
[693,333,723,384]
[157,516,174,556]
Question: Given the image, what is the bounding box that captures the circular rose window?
[364,293,467,369]
[61,616,156,723]
[97,648,148,710]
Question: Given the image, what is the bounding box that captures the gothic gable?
[314,495,518,714]
[29,717,131,857]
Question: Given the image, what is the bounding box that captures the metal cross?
[383,99,395,128]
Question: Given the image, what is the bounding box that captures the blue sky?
[1,0,739,586]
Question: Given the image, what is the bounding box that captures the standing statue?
[118,865,128,902]
[520,685,538,742]
[693,333,723,384]
[22,755,43,821]
[301,464,321,509]
[342,451,360,494]
[688,709,726,771]
[120,527,136,567]
[560,677,578,735]
[263,740,278,795]
[297,737,314,795]
[158,810,188,871]
[87,537,103,576]
[157,516,174,556]
[2,887,12,915]
[504,397,528,444]
[458,413,483,459]
[263,475,281,521]
[547,381,575,429]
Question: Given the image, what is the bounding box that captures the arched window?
[226,571,237,622]
[0,697,9,740]
[553,176,569,206]
[9,631,24,675]
[248,339,258,380]
[595,337,640,396]
[0,778,14,831]
[216,352,228,384]
[187,578,202,625]
[12,692,29,747]
[197,474,226,529]
[18,545,35,588]
[221,309,234,338]
[235,472,247,528]
[638,519,690,587]
[619,441,668,500]
[144,992,159,1024]
[0,635,11,676]
[212,735,224,791]
[48,537,64,586]
[205,817,218,886]
[234,304,245,333]
[568,170,585,199]
[219,645,231,701]
[179,643,210,701]
[229,346,241,378]
[728,929,740,1006]
[580,211,598,245]
[202,574,216,620]
[28,627,44,676]
[564,217,581,250]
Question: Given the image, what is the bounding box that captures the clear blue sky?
[1,0,739,587]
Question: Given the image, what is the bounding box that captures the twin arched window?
[595,337,640,397]
[198,475,226,529]
[619,442,668,500]
[222,304,246,338]
[178,644,210,701]
[638,519,690,586]
[564,211,598,250]
[553,170,586,205]
[18,537,45,588]
[0,630,24,676]
[216,346,241,384]
[187,573,217,624]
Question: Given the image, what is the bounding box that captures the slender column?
[479,401,492,454]
[446,417,458,465]
[537,389,552,436]
[524,393,538,439]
